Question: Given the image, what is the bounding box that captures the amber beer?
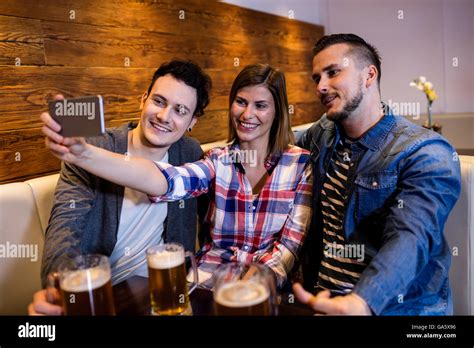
[60,268,115,315]
[146,244,198,316]
[213,262,276,316]
[58,255,116,315]
[214,280,270,315]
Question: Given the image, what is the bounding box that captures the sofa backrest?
[445,155,474,315]
[0,174,58,314]
[0,182,42,314]
[26,174,60,234]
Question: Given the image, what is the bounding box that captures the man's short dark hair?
[312,33,382,86]
[146,59,212,117]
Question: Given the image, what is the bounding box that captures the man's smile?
[150,120,173,133]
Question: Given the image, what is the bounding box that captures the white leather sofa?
[445,155,474,315]
[1,142,472,315]
[0,174,59,314]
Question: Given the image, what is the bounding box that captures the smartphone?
[48,95,105,137]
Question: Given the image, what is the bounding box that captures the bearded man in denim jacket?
[293,34,461,315]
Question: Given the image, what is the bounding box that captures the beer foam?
[148,250,184,269]
[61,267,110,293]
[215,281,269,308]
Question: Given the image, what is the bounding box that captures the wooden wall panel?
[0,128,61,182]
[0,67,318,131]
[0,0,324,183]
[0,42,44,65]
[0,15,43,42]
[0,1,320,51]
[0,15,45,65]
[40,21,312,72]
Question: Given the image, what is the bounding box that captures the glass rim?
[146,242,184,255]
[58,254,109,273]
[215,262,270,272]
[212,262,274,283]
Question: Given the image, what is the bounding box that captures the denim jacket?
[297,112,461,315]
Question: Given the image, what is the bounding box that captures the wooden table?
[112,275,314,316]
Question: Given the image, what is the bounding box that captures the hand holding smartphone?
[48,95,105,137]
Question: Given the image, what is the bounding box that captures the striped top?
[317,137,368,294]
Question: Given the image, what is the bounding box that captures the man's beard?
[326,82,364,122]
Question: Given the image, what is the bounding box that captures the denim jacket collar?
[328,111,396,151]
[357,113,396,151]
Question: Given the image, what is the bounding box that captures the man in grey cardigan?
[29,59,212,315]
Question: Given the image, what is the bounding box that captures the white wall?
[325,0,473,115]
[442,0,474,113]
[221,0,474,116]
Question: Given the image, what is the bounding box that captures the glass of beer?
[58,254,116,315]
[213,262,277,315]
[146,243,198,316]
[45,271,63,306]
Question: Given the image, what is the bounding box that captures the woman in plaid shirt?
[41,64,313,289]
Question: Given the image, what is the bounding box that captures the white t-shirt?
[109,152,168,284]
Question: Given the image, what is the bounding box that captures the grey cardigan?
[41,123,206,286]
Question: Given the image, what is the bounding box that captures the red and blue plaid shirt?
[150,143,313,288]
